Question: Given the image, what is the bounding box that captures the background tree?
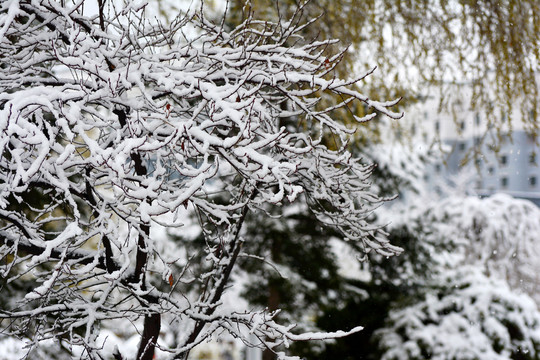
[377,266,540,360]
[0,1,402,359]
[411,193,540,305]
[312,191,540,360]
[302,194,449,360]
[227,0,540,134]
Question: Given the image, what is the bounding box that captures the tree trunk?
[136,313,161,360]
[263,235,282,360]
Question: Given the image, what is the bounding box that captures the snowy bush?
[378,267,540,360]
[374,193,540,360]
[0,1,402,359]
[424,193,540,303]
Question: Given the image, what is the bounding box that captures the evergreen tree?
[378,267,540,360]
[313,192,540,360]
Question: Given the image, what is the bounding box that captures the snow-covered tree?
[0,1,402,359]
[304,183,540,360]
[420,193,540,304]
[367,192,540,360]
[377,267,540,360]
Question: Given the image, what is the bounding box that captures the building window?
[530,152,537,165]
[500,155,508,166]
[475,180,482,189]
[501,177,508,188]
[435,121,440,132]
[475,113,480,126]
[487,166,494,175]
[435,164,441,173]
[474,158,482,167]
[458,142,466,151]
[459,121,465,131]
[530,176,537,187]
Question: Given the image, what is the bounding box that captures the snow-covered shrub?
[424,193,540,303]
[364,192,540,360]
[378,267,540,360]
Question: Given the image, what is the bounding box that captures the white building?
[405,89,540,205]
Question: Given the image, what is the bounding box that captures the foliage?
[227,0,540,133]
[0,1,402,359]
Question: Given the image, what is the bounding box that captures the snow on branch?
[0,1,401,359]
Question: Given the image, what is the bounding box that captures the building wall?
[403,90,540,205]
[437,129,540,206]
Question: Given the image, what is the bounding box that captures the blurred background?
[169,1,540,359]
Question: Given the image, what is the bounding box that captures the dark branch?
[0,234,105,270]
[182,188,258,353]
[113,107,158,360]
